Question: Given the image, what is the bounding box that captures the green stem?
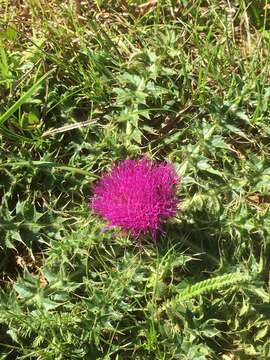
[0,160,98,178]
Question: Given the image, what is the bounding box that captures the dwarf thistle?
[91,158,180,239]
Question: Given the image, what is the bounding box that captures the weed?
[0,1,269,359]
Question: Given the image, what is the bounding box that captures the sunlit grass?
[0,1,269,359]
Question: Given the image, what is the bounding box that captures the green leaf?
[0,160,97,178]
[197,159,223,177]
[235,111,251,124]
[5,26,18,40]
[225,124,250,141]
[0,42,10,79]
[0,69,54,126]
[14,282,35,299]
[131,128,142,144]
[177,272,250,301]
[255,326,268,341]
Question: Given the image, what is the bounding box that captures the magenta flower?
[90,158,180,239]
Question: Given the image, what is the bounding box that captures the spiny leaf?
[177,272,250,301]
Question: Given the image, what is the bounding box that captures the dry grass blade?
[137,0,158,15]
[42,119,97,137]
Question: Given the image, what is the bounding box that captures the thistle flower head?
[90,157,180,239]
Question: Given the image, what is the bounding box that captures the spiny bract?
[91,158,180,239]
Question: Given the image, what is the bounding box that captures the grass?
[0,0,269,359]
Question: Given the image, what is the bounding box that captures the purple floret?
[90,157,180,239]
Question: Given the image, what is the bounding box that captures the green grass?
[0,0,270,359]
